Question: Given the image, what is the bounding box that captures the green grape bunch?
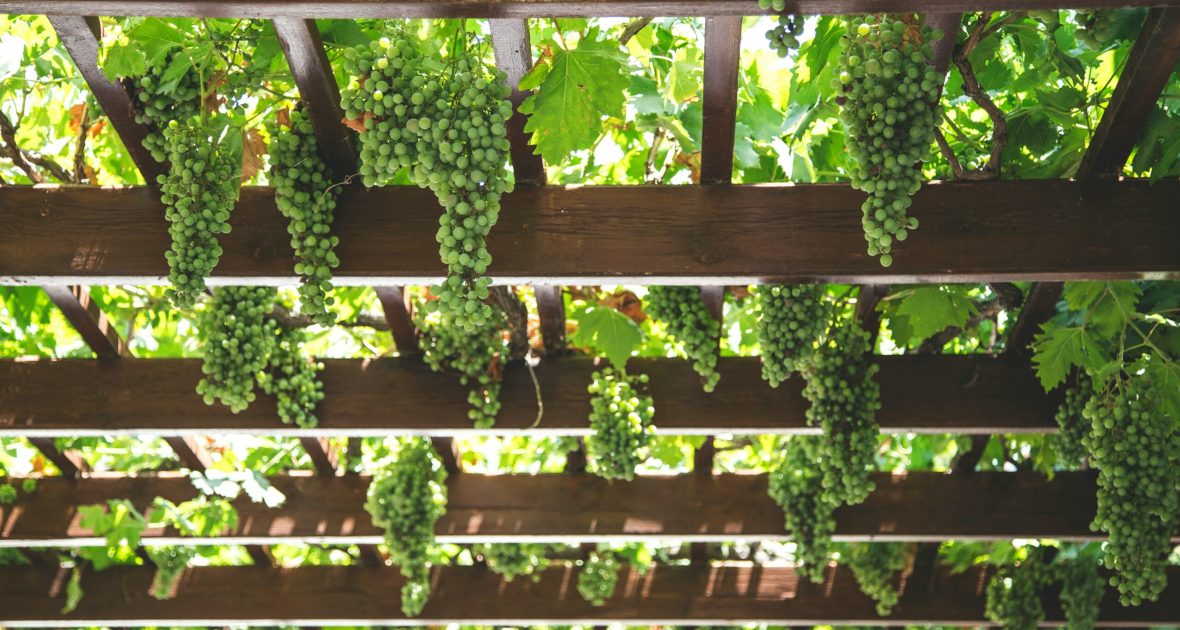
[755,284,828,387]
[128,55,202,162]
[1082,362,1179,606]
[147,546,197,600]
[803,315,881,506]
[985,550,1049,630]
[1053,371,1092,466]
[577,550,621,606]
[268,110,341,325]
[586,367,656,481]
[1057,555,1104,630]
[835,15,942,267]
[645,286,722,392]
[847,542,908,616]
[260,325,325,429]
[476,543,551,582]
[758,0,803,58]
[365,438,449,617]
[196,286,278,413]
[768,436,838,584]
[158,116,243,308]
[1072,11,1117,49]
[340,29,514,330]
[414,303,507,429]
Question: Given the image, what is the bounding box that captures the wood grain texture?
[490,18,546,186]
[3,563,1179,626]
[3,471,1170,546]
[40,286,126,360]
[373,286,419,354]
[534,284,566,352]
[700,16,742,184]
[3,180,1179,285]
[0,355,1055,436]
[10,0,1180,18]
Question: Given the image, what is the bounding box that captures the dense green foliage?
[586,367,656,481]
[645,286,721,392]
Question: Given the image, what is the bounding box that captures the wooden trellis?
[0,0,1179,626]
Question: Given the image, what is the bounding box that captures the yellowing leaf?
[239,127,267,183]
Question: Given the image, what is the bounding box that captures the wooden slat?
[534,285,566,353]
[1076,7,1180,177]
[1005,282,1063,357]
[373,286,418,354]
[272,17,357,177]
[432,437,460,475]
[490,18,546,186]
[10,0,1178,18]
[5,563,1177,626]
[3,471,1170,546]
[4,180,1179,285]
[46,15,164,182]
[926,13,962,75]
[162,437,213,471]
[25,438,84,478]
[299,436,338,476]
[0,355,1057,436]
[41,286,125,360]
[700,16,742,184]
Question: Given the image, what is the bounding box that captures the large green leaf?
[570,306,643,370]
[1031,325,1107,390]
[894,286,978,345]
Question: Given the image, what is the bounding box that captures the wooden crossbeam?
[46,15,164,181]
[161,437,214,471]
[0,355,1056,436]
[41,286,125,360]
[700,16,742,184]
[4,563,1178,626]
[10,0,1178,18]
[4,471,1171,546]
[25,438,85,478]
[4,180,1178,285]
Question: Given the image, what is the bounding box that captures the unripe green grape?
[577,550,622,606]
[645,286,721,392]
[754,284,828,387]
[846,543,908,616]
[197,286,278,413]
[413,301,508,429]
[586,367,656,481]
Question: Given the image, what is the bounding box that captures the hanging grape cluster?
[414,303,506,429]
[645,286,721,392]
[768,436,837,583]
[269,110,341,325]
[147,546,196,600]
[846,543,908,616]
[197,286,278,412]
[754,284,828,387]
[259,326,324,429]
[1072,11,1117,49]
[577,550,621,606]
[365,439,448,617]
[835,15,942,267]
[802,315,881,506]
[340,29,513,329]
[757,0,803,57]
[586,367,656,481]
[476,543,551,582]
[158,116,243,308]
[985,550,1049,630]
[128,55,202,163]
[1057,555,1105,630]
[1054,371,1092,466]
[1082,363,1179,606]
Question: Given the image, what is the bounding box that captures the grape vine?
[585,367,656,481]
[577,550,621,606]
[754,284,828,387]
[1053,371,1092,466]
[259,325,324,429]
[644,286,721,392]
[340,28,513,329]
[197,286,278,413]
[835,14,941,267]
[768,436,836,584]
[846,543,908,616]
[414,303,507,429]
[476,543,551,582]
[365,438,448,617]
[268,110,341,325]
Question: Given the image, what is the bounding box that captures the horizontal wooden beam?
[0,355,1055,436]
[2,563,1179,626]
[3,471,1174,547]
[6,0,1177,18]
[2,180,1178,285]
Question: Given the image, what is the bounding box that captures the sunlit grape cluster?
[586,367,656,481]
[767,436,837,583]
[158,116,242,308]
[985,549,1049,630]
[197,286,278,412]
[365,438,448,617]
[847,543,908,616]
[269,110,341,325]
[476,543,551,582]
[340,28,513,330]
[758,0,803,57]
[1082,363,1179,606]
[645,286,721,392]
[755,284,828,387]
[1053,371,1092,466]
[129,56,201,163]
[836,15,942,267]
[147,546,196,600]
[260,325,324,429]
[414,304,507,429]
[577,550,621,606]
[1072,11,1117,49]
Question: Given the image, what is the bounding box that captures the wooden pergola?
[1,0,1179,625]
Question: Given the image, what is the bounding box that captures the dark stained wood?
[693,436,715,476]
[855,284,889,345]
[700,16,742,184]
[0,355,1058,436]
[299,436,339,476]
[373,286,418,354]
[272,17,357,177]
[432,437,460,475]
[4,180,1179,285]
[25,438,85,478]
[245,545,274,566]
[490,18,546,186]
[11,0,1179,18]
[46,15,164,182]
[41,286,125,360]
[3,471,1168,546]
[162,437,214,471]
[700,286,725,323]
[2,563,1178,626]
[925,13,962,75]
[534,285,566,353]
[1005,282,1063,357]
[1077,7,1180,177]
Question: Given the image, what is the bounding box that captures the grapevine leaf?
[100,45,147,81]
[894,286,978,344]
[124,18,186,67]
[666,47,702,103]
[517,58,551,91]
[738,89,783,143]
[1031,325,1106,390]
[61,567,84,615]
[733,122,760,168]
[523,34,628,163]
[1145,358,1180,422]
[570,306,643,370]
[629,75,669,116]
[1064,281,1141,338]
